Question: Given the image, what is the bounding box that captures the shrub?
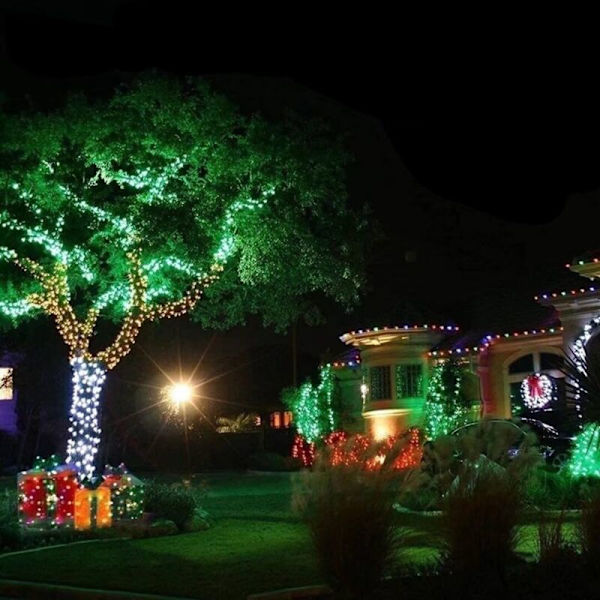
[537,509,578,572]
[294,436,413,598]
[144,482,197,530]
[399,422,542,511]
[441,459,522,580]
[0,489,20,551]
[524,468,591,510]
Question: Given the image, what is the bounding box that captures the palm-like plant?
[215,412,259,433]
[560,345,600,476]
[561,345,600,425]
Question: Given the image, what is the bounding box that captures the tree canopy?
[0,75,367,370]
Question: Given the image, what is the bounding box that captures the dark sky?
[1,4,598,405]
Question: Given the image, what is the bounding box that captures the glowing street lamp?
[165,382,194,409]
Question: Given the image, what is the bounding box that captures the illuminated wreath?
[521,373,553,409]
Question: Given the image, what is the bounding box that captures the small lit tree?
[0,76,366,479]
[283,364,338,444]
[423,359,471,440]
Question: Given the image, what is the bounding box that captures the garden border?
[0,536,132,560]
[0,578,196,600]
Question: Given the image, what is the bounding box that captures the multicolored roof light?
[340,323,459,341]
[428,327,564,357]
[535,287,598,302]
[566,258,600,268]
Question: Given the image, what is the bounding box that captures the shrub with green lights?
[423,359,472,440]
[282,364,338,444]
[0,75,366,478]
[568,423,600,478]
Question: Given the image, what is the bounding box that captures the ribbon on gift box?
[32,454,62,472]
[53,464,79,524]
[74,487,112,530]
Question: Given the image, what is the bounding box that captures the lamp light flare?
[167,382,194,406]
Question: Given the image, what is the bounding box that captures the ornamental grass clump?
[579,489,600,576]
[537,509,577,571]
[293,434,413,598]
[441,460,523,581]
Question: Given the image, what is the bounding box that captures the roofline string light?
[566,258,600,268]
[428,327,564,357]
[340,324,460,340]
[534,287,598,301]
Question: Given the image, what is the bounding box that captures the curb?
[0,537,131,560]
[247,584,333,600]
[0,579,196,600]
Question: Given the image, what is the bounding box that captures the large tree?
[0,76,366,479]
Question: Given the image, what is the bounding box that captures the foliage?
[282,364,338,444]
[0,75,366,345]
[215,412,259,433]
[144,481,197,530]
[398,421,541,511]
[246,451,302,472]
[423,360,473,440]
[440,460,523,579]
[524,468,598,510]
[293,442,409,598]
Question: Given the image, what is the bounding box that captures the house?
[332,257,600,440]
[0,351,17,436]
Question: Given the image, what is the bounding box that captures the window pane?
[0,368,12,401]
[510,381,523,416]
[370,366,391,400]
[396,364,423,399]
[540,353,562,371]
[508,354,534,374]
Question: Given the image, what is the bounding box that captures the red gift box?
[18,462,79,527]
[17,469,49,526]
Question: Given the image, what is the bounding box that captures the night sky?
[1,4,598,409]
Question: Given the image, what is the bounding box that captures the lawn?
[0,471,582,599]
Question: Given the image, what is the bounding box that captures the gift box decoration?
[100,463,144,521]
[74,487,112,530]
[18,468,51,526]
[18,455,78,527]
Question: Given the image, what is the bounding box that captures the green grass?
[0,472,585,599]
[0,521,318,599]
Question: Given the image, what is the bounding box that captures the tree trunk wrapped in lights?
[0,76,367,480]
